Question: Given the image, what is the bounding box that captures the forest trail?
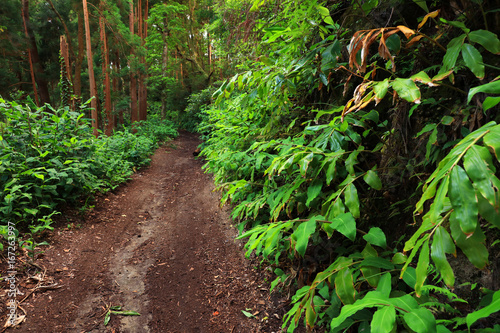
[11,131,285,333]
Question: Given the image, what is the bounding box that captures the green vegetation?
[0,98,177,233]
[0,0,499,331]
[197,0,500,332]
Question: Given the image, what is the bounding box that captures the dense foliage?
[0,98,177,238]
[198,0,500,332]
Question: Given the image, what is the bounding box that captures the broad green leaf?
[376,273,392,297]
[466,290,500,329]
[371,306,396,333]
[392,78,421,103]
[411,71,433,85]
[306,179,323,207]
[450,214,488,268]
[292,217,318,257]
[363,170,382,190]
[344,183,360,218]
[360,257,394,270]
[403,307,437,333]
[330,212,356,241]
[345,150,360,175]
[335,267,356,305]
[24,208,39,216]
[392,252,407,265]
[449,165,478,235]
[483,124,500,159]
[441,34,466,73]
[483,96,500,112]
[468,30,500,54]
[330,291,390,330]
[392,294,418,312]
[477,192,500,229]
[428,176,449,224]
[373,79,389,104]
[467,79,500,103]
[361,243,380,287]
[363,227,386,248]
[415,238,430,296]
[461,43,485,79]
[464,145,496,205]
[430,227,455,287]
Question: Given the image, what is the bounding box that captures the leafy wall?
[198,0,500,331]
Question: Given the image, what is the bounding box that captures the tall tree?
[100,1,113,135]
[21,0,51,105]
[83,0,98,136]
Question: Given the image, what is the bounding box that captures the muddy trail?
[3,131,289,333]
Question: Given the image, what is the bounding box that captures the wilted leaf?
[418,9,440,30]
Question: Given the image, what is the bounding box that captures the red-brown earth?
[1,131,295,333]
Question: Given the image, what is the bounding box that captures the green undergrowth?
[0,98,178,238]
[198,0,500,332]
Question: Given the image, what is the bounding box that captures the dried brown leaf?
[418,9,440,30]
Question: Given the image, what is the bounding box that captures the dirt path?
[6,131,287,332]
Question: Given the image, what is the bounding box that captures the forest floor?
[1,131,292,333]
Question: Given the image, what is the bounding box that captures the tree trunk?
[73,7,85,101]
[22,0,51,105]
[21,1,39,107]
[100,5,113,136]
[138,0,148,122]
[83,0,99,136]
[129,0,138,125]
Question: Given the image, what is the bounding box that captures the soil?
[1,131,292,333]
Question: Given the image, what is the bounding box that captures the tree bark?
[83,0,99,136]
[22,0,51,105]
[138,0,148,122]
[73,6,85,100]
[100,4,113,136]
[130,0,139,125]
[21,1,39,107]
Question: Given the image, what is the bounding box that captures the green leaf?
[468,30,500,54]
[306,179,323,207]
[242,310,256,318]
[483,124,500,159]
[411,71,433,85]
[464,145,496,205]
[430,227,455,287]
[477,192,500,229]
[363,170,382,190]
[373,79,390,104]
[363,227,386,248]
[392,252,407,265]
[330,212,356,241]
[403,307,437,333]
[415,238,430,297]
[292,217,318,257]
[468,79,500,103]
[330,291,390,330]
[450,215,488,269]
[466,290,500,329]
[361,243,380,287]
[441,34,466,73]
[335,267,356,305]
[449,165,478,235]
[461,43,485,79]
[483,96,500,112]
[344,183,360,219]
[112,310,140,316]
[104,312,111,326]
[392,78,421,103]
[371,306,396,333]
[376,273,392,297]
